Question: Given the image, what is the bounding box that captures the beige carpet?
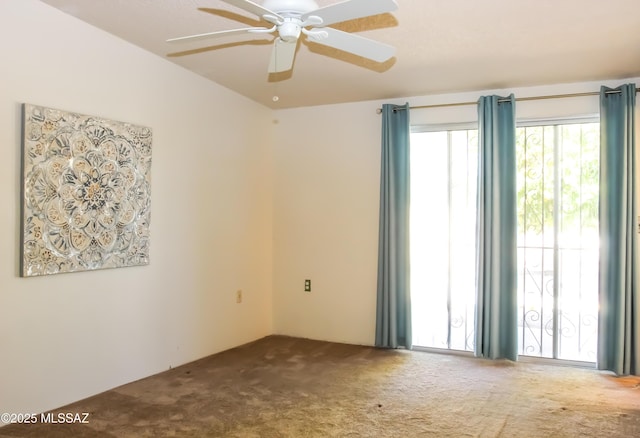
[1,335,640,437]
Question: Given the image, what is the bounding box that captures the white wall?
[272,103,382,345]
[0,0,273,416]
[272,78,640,346]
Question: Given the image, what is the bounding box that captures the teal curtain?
[598,84,639,376]
[474,95,518,360]
[375,103,412,349]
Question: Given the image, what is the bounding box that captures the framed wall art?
[21,104,152,277]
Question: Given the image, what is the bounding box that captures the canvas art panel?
[21,104,152,277]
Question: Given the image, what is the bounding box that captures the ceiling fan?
[167,0,398,73]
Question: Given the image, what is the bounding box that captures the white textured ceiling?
[40,0,640,109]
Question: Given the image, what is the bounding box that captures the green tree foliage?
[516,123,599,239]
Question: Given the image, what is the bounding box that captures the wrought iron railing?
[518,245,598,362]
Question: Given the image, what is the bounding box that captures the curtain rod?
[375,88,640,114]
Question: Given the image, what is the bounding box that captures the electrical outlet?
[304,279,311,292]
[236,290,242,303]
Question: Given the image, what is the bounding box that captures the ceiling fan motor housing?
[262,0,319,15]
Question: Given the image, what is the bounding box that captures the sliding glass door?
[516,122,599,362]
[410,129,477,351]
[411,121,599,363]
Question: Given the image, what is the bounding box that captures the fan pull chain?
[273,39,280,102]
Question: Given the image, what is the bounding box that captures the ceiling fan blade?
[220,0,283,21]
[302,0,398,27]
[268,38,298,73]
[167,27,271,43]
[307,27,395,62]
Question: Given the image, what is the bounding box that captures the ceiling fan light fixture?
[278,18,302,42]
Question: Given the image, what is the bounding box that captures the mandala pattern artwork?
[22,104,152,276]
